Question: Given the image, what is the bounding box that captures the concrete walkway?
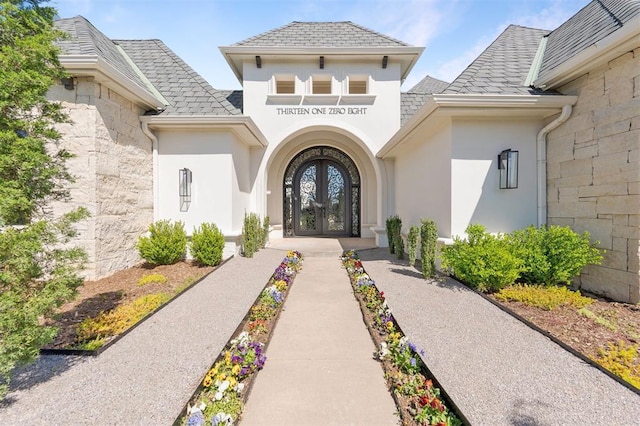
[240,255,397,426]
[358,248,640,425]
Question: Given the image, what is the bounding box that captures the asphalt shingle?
[537,0,640,81]
[116,40,242,116]
[55,17,160,103]
[444,25,551,95]
[233,21,410,47]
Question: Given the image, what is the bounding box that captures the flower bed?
[341,250,465,426]
[179,250,303,426]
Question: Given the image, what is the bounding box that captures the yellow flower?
[232,364,241,375]
[228,376,237,388]
[386,321,394,330]
[203,376,213,387]
[216,373,226,382]
[224,351,231,363]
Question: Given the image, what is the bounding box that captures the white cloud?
[511,0,585,31]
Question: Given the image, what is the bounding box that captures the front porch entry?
[283,146,361,237]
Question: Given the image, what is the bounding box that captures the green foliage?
[441,224,523,292]
[136,220,187,265]
[0,0,70,226]
[0,1,90,398]
[76,293,171,347]
[190,222,225,266]
[0,209,89,395]
[136,273,167,287]
[386,215,403,258]
[242,213,261,258]
[496,284,593,311]
[261,215,270,248]
[594,341,640,389]
[509,225,603,286]
[420,219,438,279]
[407,225,419,267]
[578,307,618,331]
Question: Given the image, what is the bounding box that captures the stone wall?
[547,48,640,303]
[49,77,153,280]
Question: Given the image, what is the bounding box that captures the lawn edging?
[342,250,469,426]
[466,283,640,396]
[175,250,303,426]
[39,257,233,357]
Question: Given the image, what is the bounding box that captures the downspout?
[141,121,160,222]
[536,104,572,227]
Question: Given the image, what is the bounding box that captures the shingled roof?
[444,25,551,95]
[233,21,410,47]
[400,75,450,125]
[537,0,640,81]
[117,40,241,116]
[55,16,159,102]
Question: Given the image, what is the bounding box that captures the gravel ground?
[0,249,285,426]
[358,248,640,426]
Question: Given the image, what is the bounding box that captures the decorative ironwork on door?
[284,146,360,237]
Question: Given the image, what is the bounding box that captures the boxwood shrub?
[190,222,225,266]
[137,220,187,265]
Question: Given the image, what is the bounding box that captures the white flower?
[231,331,250,346]
[187,401,206,414]
[234,382,245,393]
[214,380,230,400]
[212,412,233,426]
[378,342,389,359]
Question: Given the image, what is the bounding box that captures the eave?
[378,94,578,158]
[140,115,268,148]
[59,54,168,111]
[219,46,424,85]
[534,14,640,90]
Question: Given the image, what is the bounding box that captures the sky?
[52,0,591,91]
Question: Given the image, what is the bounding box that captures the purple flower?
[187,412,205,426]
[408,342,417,353]
[410,358,417,367]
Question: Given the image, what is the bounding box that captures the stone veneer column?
[546,49,640,303]
[49,77,153,280]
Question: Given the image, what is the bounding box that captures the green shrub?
[242,213,261,258]
[137,273,168,287]
[407,226,420,267]
[262,216,270,248]
[420,219,438,278]
[496,284,593,310]
[509,225,603,286]
[440,224,522,292]
[386,216,397,254]
[386,215,403,258]
[190,222,225,266]
[137,220,187,265]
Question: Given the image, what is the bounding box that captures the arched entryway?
[283,146,360,237]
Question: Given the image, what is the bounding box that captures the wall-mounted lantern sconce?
[179,168,192,211]
[498,149,518,189]
[255,55,262,68]
[382,55,388,69]
[319,56,325,69]
[61,77,75,90]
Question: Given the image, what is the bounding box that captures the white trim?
[377,94,578,158]
[534,14,640,90]
[140,115,268,147]
[536,104,573,227]
[141,121,160,221]
[59,55,167,110]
